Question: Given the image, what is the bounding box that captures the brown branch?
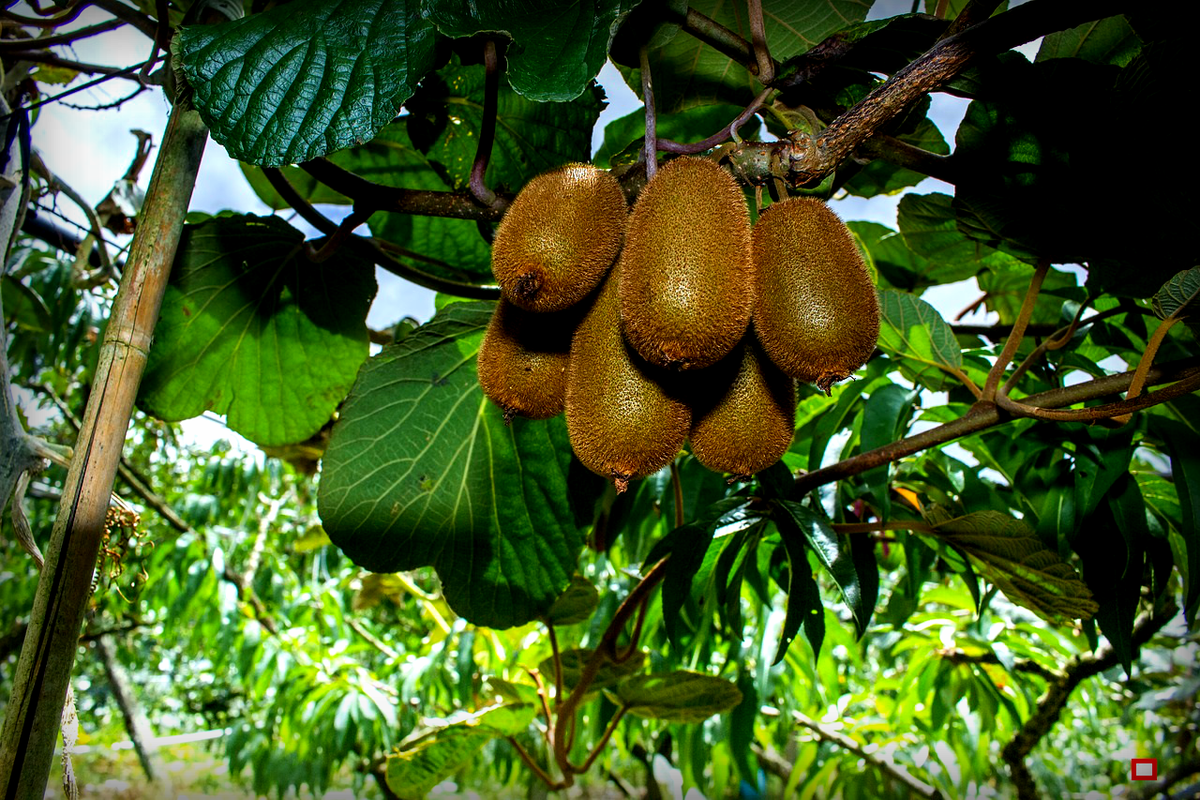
[0,3,87,28]
[659,84,773,155]
[856,135,960,185]
[0,18,125,51]
[681,8,767,75]
[794,711,945,799]
[640,45,657,180]
[747,0,773,84]
[780,0,1134,187]
[87,0,159,40]
[1001,602,1177,800]
[0,50,143,80]
[941,0,1006,39]
[301,158,511,221]
[995,369,1200,422]
[938,649,1057,682]
[983,258,1048,400]
[790,356,1200,497]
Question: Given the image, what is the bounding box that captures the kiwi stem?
[639,45,658,180]
[790,356,1200,498]
[747,0,774,85]
[261,166,502,298]
[681,8,777,77]
[1000,300,1115,397]
[507,735,569,790]
[658,84,773,155]
[551,557,670,775]
[1115,281,1200,420]
[306,206,371,263]
[982,258,1049,402]
[546,623,565,705]
[468,38,500,208]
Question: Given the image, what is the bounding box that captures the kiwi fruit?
[752,197,880,392]
[689,336,796,479]
[566,268,691,492]
[477,299,577,423]
[618,156,753,370]
[490,163,628,313]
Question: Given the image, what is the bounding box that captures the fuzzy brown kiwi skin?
[490,163,628,313]
[477,299,579,423]
[689,335,796,480]
[619,156,754,371]
[566,268,691,493]
[752,197,880,393]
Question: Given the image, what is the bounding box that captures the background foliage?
[2,0,1198,798]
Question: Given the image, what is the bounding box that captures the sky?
[20,0,1018,449]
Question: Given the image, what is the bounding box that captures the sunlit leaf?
[926,507,1099,624]
[616,671,742,723]
[876,289,963,391]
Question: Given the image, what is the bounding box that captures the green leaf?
[775,501,871,635]
[860,384,918,521]
[545,575,600,626]
[140,215,375,446]
[538,648,646,694]
[1036,15,1141,67]
[1153,418,1200,625]
[774,521,824,664]
[875,289,963,391]
[177,0,437,165]
[624,0,872,113]
[1,275,52,333]
[1072,429,1134,524]
[926,508,1099,624]
[385,703,535,798]
[728,674,758,781]
[896,193,1006,283]
[616,671,742,723]
[317,301,585,628]
[406,55,604,191]
[848,221,933,292]
[593,104,748,169]
[421,0,637,102]
[978,262,1080,326]
[644,498,755,648]
[1152,266,1200,331]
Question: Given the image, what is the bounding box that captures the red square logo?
[1131,758,1157,781]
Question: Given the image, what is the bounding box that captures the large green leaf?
[177,0,437,165]
[421,0,637,101]
[1154,418,1200,626]
[240,164,351,210]
[926,508,1099,624]
[544,575,600,626]
[1036,15,1141,67]
[775,501,872,635]
[406,56,604,191]
[615,671,742,723]
[860,384,918,521]
[140,215,375,446]
[317,301,585,628]
[875,289,962,392]
[539,649,646,694]
[623,0,872,113]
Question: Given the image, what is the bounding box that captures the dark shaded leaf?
[421,0,637,101]
[140,215,375,446]
[776,501,870,635]
[538,649,646,694]
[775,521,824,664]
[1036,15,1140,66]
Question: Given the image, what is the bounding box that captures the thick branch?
[0,50,143,80]
[781,0,1134,187]
[790,357,1200,497]
[1001,602,1177,800]
[794,711,944,799]
[0,19,125,51]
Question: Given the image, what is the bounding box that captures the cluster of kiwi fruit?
[477,157,880,492]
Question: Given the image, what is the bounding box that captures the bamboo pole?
[0,101,207,798]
